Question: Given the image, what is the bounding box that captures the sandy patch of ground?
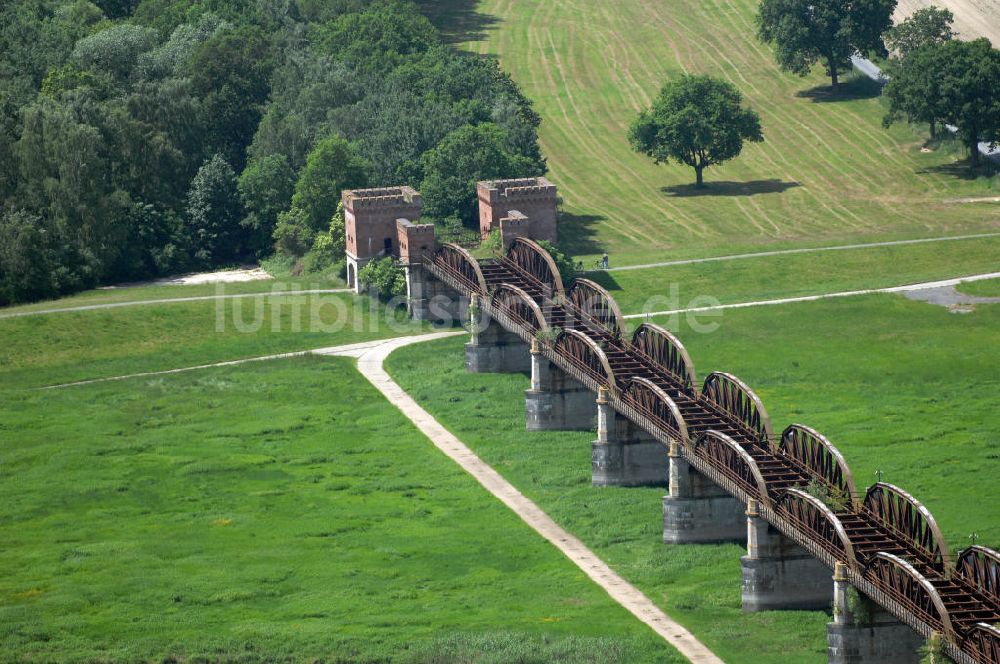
[894,0,1000,45]
[102,267,273,289]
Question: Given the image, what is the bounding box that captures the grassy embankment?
[387,297,1000,663]
[455,0,999,265]
[0,355,682,662]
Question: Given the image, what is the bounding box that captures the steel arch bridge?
[425,238,1000,664]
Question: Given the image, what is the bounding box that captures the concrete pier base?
[827,563,923,664]
[591,389,668,487]
[741,502,831,611]
[465,309,530,373]
[662,445,745,544]
[405,265,467,323]
[525,341,596,431]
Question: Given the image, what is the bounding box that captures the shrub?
[358,256,406,299]
[537,240,576,286]
[804,478,850,513]
[919,632,947,663]
[273,207,314,256]
[846,587,873,627]
[300,203,347,275]
[472,230,502,259]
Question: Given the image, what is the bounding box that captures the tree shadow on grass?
[661,179,801,197]
[558,211,606,259]
[413,0,501,45]
[579,269,623,292]
[795,74,883,103]
[917,157,998,181]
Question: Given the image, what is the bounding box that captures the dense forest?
[0,0,546,304]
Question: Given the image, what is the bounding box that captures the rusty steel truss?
[423,240,1000,664]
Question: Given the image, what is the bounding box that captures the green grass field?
[0,275,343,316]
[388,296,1000,661]
[958,278,1000,297]
[0,356,681,663]
[455,0,1000,264]
[588,234,1000,314]
[0,293,428,389]
[4,0,1000,659]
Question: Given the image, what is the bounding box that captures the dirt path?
[894,0,1000,44]
[340,333,725,664]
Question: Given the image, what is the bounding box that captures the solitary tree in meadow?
[628,75,763,188]
[757,0,897,89]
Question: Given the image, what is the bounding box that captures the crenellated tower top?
[477,177,557,243]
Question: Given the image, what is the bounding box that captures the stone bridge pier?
[827,563,923,664]
[662,443,745,544]
[465,296,531,373]
[741,500,831,612]
[591,388,668,487]
[525,340,597,431]
[404,263,467,324]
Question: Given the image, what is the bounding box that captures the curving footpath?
[326,332,724,664]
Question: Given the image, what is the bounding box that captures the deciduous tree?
[884,38,1000,168]
[290,133,370,235]
[884,6,954,58]
[757,0,897,89]
[419,123,540,222]
[238,154,295,254]
[882,6,955,138]
[185,153,242,265]
[628,75,763,188]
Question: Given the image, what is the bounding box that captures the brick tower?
[477,177,558,242]
[343,186,423,293]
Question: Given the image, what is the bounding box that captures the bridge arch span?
[778,424,857,505]
[968,623,1000,662]
[622,377,689,445]
[866,552,955,639]
[507,237,565,297]
[438,242,487,294]
[490,283,549,336]
[956,546,1000,609]
[779,488,857,570]
[631,323,697,394]
[863,482,950,571]
[695,430,770,507]
[568,278,625,337]
[553,328,615,390]
[701,372,773,443]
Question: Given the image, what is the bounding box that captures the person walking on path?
[602,252,609,270]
